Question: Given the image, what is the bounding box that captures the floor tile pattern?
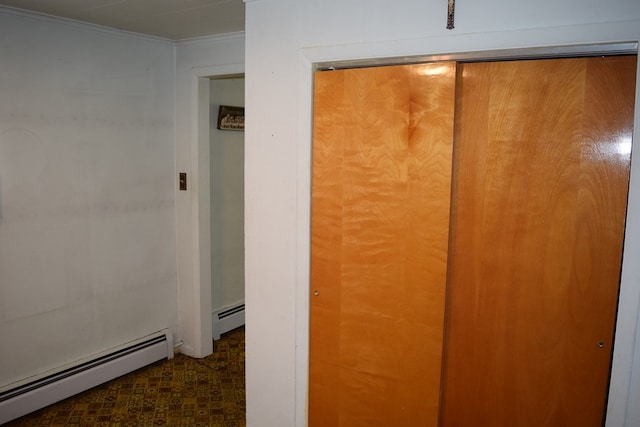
[6,327,245,427]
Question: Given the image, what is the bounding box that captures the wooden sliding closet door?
[310,63,456,426]
[440,56,637,426]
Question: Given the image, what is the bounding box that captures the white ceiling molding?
[0,0,245,40]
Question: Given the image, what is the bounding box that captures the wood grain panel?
[310,62,456,426]
[309,69,345,427]
[440,56,637,426]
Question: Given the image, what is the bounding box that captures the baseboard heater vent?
[0,329,173,425]
[212,303,245,340]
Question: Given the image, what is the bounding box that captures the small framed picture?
[217,105,245,131]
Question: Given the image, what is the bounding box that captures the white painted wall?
[243,0,640,426]
[210,78,245,313]
[0,9,176,389]
[174,34,245,358]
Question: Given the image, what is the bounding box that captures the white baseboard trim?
[212,302,245,340]
[0,329,172,424]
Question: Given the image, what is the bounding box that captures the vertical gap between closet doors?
[437,59,465,427]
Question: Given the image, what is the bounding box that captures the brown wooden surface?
[440,56,637,426]
[309,62,457,426]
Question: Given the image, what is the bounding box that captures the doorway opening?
[209,74,246,340]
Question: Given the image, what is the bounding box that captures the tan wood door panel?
[440,56,637,426]
[310,62,457,426]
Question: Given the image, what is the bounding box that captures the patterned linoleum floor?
[5,327,245,427]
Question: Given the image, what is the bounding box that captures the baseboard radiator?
[0,329,173,425]
[212,303,245,341]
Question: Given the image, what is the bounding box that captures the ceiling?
[0,0,245,40]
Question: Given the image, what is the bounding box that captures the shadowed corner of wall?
[0,174,3,225]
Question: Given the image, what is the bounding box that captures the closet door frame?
[302,41,639,427]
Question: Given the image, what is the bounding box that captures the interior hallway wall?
[243,0,640,426]
[0,8,177,389]
[210,78,245,313]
